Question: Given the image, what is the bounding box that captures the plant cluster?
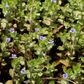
[0,0,84,84]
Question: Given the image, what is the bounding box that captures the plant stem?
[67,79,77,84]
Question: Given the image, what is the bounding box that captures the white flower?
[9,28,15,33]
[35,28,39,32]
[6,38,11,43]
[69,28,76,33]
[20,67,26,75]
[11,54,17,58]
[48,40,54,44]
[39,36,46,40]
[51,0,56,3]
[63,73,68,79]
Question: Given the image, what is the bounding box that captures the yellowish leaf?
[5,80,13,84]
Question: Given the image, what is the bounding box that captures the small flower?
[39,36,46,40]
[69,28,76,33]
[9,28,15,33]
[51,0,56,3]
[63,73,68,79]
[11,54,17,58]
[20,67,26,75]
[48,40,54,44]
[5,3,9,8]
[35,28,39,32]
[6,37,11,43]
[42,52,46,56]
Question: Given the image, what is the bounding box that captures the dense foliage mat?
[0,0,84,84]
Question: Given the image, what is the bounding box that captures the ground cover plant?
[0,0,84,84]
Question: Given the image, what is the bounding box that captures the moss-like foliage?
[0,0,84,84]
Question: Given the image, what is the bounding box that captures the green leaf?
[38,72,43,77]
[57,46,64,50]
[66,68,73,76]
[18,44,25,54]
[9,69,14,77]
[60,80,67,84]
[11,58,20,68]
[0,53,2,57]
[1,19,8,29]
[72,63,81,74]
[49,81,54,84]
[21,35,27,41]
[19,57,25,65]
[80,57,84,62]
[1,42,6,50]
